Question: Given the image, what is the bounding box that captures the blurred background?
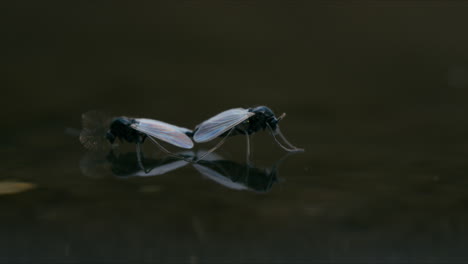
[1,1,468,263]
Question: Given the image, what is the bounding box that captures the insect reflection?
[80,150,295,193]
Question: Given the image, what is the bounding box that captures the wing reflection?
[106,151,191,178]
[192,156,286,193]
[80,151,295,192]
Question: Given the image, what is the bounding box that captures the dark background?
[1,1,468,263]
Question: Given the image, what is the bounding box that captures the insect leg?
[245,156,251,188]
[242,130,256,166]
[146,136,193,162]
[245,133,251,164]
[196,128,235,162]
[136,141,147,172]
[266,123,304,152]
[276,126,304,152]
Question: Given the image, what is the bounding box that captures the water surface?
[2,1,468,263]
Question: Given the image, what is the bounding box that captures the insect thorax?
[107,117,145,144]
[247,106,278,132]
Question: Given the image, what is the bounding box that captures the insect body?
[80,111,193,171]
[192,106,303,161]
[106,117,194,149]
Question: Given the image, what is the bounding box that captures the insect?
[191,106,303,161]
[79,111,194,171]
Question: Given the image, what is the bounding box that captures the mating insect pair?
[80,106,303,169]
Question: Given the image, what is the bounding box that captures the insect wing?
[193,108,254,143]
[79,111,112,151]
[132,118,194,149]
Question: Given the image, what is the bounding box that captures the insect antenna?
[277,112,286,122]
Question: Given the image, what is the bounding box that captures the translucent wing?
[79,111,112,151]
[132,118,194,149]
[193,108,254,143]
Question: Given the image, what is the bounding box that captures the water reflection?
[107,151,190,178]
[80,150,295,193]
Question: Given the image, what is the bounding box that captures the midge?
[191,106,303,161]
[80,112,194,170]
[106,117,194,149]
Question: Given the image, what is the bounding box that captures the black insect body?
[218,106,279,137]
[106,117,145,144]
[192,106,303,161]
[80,112,194,171]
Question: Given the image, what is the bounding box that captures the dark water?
[2,1,468,263]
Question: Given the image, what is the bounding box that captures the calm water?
[2,1,468,263]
